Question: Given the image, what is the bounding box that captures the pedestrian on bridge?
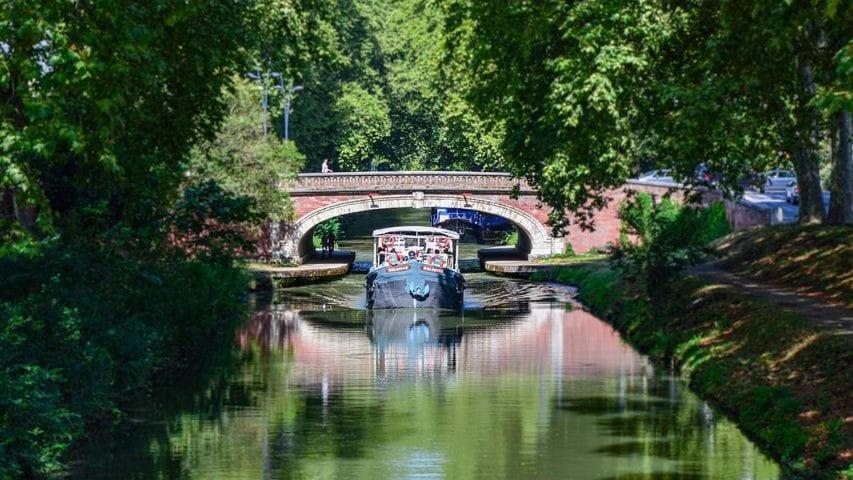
[321,159,333,173]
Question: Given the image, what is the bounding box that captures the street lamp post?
[248,71,303,141]
[279,79,303,141]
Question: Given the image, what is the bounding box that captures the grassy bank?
[712,225,853,308]
[0,248,250,477]
[534,263,852,479]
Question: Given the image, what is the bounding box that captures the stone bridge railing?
[287,171,536,195]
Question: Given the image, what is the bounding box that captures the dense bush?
[170,181,263,263]
[496,229,519,246]
[312,218,345,248]
[614,193,731,310]
[0,249,249,478]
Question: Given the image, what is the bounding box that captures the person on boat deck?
[435,237,448,255]
[425,236,437,254]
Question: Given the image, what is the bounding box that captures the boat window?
[374,233,455,269]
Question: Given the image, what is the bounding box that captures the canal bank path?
[688,262,853,335]
[247,251,355,288]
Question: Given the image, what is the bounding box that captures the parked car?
[785,181,799,205]
[637,169,674,183]
[763,168,797,188]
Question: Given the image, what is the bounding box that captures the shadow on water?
[597,473,707,480]
[555,396,675,415]
[68,273,783,480]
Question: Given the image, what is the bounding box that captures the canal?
[70,267,782,479]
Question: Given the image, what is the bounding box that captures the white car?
[638,169,674,183]
[763,168,797,188]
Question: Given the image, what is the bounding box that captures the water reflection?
[71,275,781,480]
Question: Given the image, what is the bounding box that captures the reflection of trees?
[239,305,302,349]
[71,301,780,480]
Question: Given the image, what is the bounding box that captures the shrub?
[494,229,519,246]
[615,193,730,311]
[313,218,345,248]
[169,181,262,263]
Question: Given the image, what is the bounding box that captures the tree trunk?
[827,111,853,224]
[793,57,825,224]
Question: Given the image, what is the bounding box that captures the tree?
[332,82,392,171]
[188,77,304,222]
[289,0,501,172]
[616,192,730,312]
[0,0,252,249]
[444,0,672,231]
[822,43,853,225]
[656,0,851,224]
[444,0,852,227]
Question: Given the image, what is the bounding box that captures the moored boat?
[365,226,464,309]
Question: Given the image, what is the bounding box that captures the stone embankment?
[248,251,355,289]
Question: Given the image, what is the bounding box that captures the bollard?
[771,207,784,224]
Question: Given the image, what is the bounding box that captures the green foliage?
[614,193,730,309]
[291,0,502,172]
[188,77,305,222]
[444,0,672,230]
[0,1,323,477]
[0,0,254,245]
[0,248,249,477]
[312,218,344,248]
[497,230,519,246]
[443,0,852,226]
[249,0,340,81]
[333,82,392,171]
[170,181,261,264]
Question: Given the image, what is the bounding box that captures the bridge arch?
[277,193,564,262]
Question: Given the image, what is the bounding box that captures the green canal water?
[69,270,782,479]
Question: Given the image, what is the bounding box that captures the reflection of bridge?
[263,171,773,263]
[238,303,651,384]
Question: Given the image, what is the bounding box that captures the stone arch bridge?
[272,172,577,263]
[268,171,769,263]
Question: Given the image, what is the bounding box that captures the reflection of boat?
[368,309,464,349]
[365,226,464,309]
[368,309,441,349]
[368,308,461,378]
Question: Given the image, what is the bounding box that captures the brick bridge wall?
[266,172,770,262]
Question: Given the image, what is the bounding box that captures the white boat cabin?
[372,226,460,271]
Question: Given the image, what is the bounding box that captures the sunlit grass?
[533,252,609,265]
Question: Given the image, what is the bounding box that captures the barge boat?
[365,226,464,309]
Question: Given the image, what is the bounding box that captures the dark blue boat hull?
[366,262,464,309]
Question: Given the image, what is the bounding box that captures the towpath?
[688,263,853,335]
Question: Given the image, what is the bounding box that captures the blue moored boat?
[365,226,464,309]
